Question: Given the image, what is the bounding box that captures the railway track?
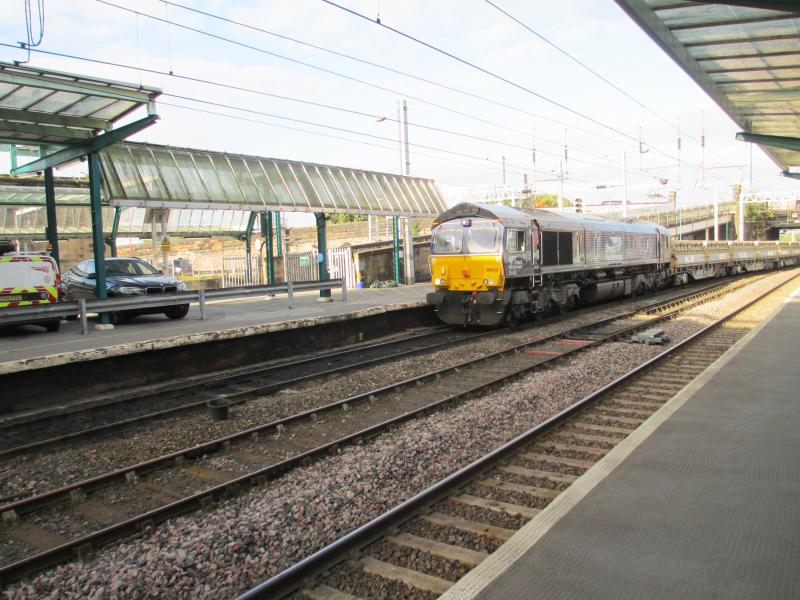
[0,326,479,455]
[0,278,749,459]
[235,271,799,600]
[0,275,769,584]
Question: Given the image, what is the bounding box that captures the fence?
[283,248,357,288]
[134,248,358,288]
[0,279,346,335]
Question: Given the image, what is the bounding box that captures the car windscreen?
[431,222,463,254]
[104,260,160,276]
[466,221,501,254]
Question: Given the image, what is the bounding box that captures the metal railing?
[0,279,345,335]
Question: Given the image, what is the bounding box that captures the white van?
[0,252,62,332]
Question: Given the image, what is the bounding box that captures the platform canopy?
[0,62,160,148]
[99,141,448,218]
[615,1,800,179]
[1,204,254,240]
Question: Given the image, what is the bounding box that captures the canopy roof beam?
[11,115,158,175]
[0,120,93,142]
[0,108,110,131]
[735,132,800,152]
[0,70,154,105]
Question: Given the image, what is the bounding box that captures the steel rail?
[0,326,474,457]
[0,278,733,459]
[236,270,800,600]
[0,278,751,584]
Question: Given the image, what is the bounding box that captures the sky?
[1,0,796,227]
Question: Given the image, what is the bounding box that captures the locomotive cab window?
[431,222,463,254]
[505,229,526,253]
[466,221,501,254]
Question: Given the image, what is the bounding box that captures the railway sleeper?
[571,421,632,436]
[357,556,453,595]
[580,414,643,427]
[519,452,595,470]
[533,441,607,459]
[476,478,559,501]
[550,431,618,446]
[420,512,515,542]
[498,464,577,486]
[386,532,488,569]
[604,398,663,411]
[595,406,650,419]
[610,391,672,403]
[300,583,362,600]
[449,493,540,520]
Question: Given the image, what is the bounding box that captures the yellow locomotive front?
[427,217,509,326]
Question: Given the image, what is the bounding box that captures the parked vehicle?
[0,252,62,332]
[62,257,190,320]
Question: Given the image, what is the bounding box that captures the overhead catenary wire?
[2,42,655,184]
[164,93,661,180]
[159,98,600,185]
[95,0,630,161]
[481,0,740,167]
[321,0,643,143]
[92,0,730,187]
[157,100,569,183]
[156,0,633,150]
[320,0,735,186]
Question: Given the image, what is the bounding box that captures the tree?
[744,202,773,240]
[518,193,572,209]
[326,213,367,224]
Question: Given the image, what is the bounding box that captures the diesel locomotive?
[425,202,800,326]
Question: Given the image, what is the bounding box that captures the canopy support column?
[392,216,400,285]
[316,212,332,301]
[88,152,110,326]
[244,212,257,284]
[43,167,60,267]
[261,212,275,285]
[403,218,415,285]
[275,212,283,257]
[107,206,121,257]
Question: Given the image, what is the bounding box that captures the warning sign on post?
[161,237,172,253]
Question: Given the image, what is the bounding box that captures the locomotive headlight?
[483,279,489,284]
[435,278,445,285]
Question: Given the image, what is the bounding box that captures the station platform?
[0,283,429,374]
[443,287,800,599]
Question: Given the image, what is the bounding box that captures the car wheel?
[45,319,61,333]
[164,304,190,319]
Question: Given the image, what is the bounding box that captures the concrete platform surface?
[0,284,429,372]
[445,287,800,600]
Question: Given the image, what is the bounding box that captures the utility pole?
[622,151,628,219]
[502,155,506,186]
[713,184,719,241]
[399,99,415,285]
[677,118,682,190]
[531,129,537,198]
[557,161,564,211]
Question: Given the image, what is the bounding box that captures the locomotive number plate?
[0,294,22,302]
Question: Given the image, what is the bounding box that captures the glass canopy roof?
[0,62,161,146]
[0,204,254,239]
[99,142,448,218]
[616,1,800,172]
